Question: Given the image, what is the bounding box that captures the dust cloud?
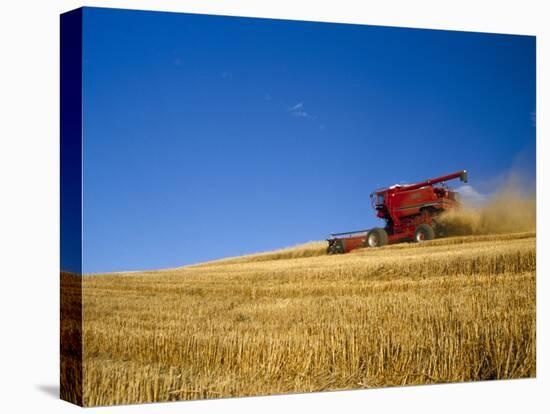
[437,175,536,236]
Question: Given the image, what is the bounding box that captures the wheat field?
[74,231,535,406]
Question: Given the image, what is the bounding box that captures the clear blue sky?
[81,7,535,273]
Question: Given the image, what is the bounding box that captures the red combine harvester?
[327,170,468,254]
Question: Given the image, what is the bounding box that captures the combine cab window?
[376,193,385,206]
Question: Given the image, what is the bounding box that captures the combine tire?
[366,228,388,248]
[414,224,435,242]
[327,239,345,254]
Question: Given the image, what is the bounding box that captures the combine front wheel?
[414,224,435,242]
[366,228,388,248]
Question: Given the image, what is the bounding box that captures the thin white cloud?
[288,102,312,119]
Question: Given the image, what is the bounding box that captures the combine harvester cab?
[327,170,468,254]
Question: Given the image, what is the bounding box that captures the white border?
[0,1,547,412]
